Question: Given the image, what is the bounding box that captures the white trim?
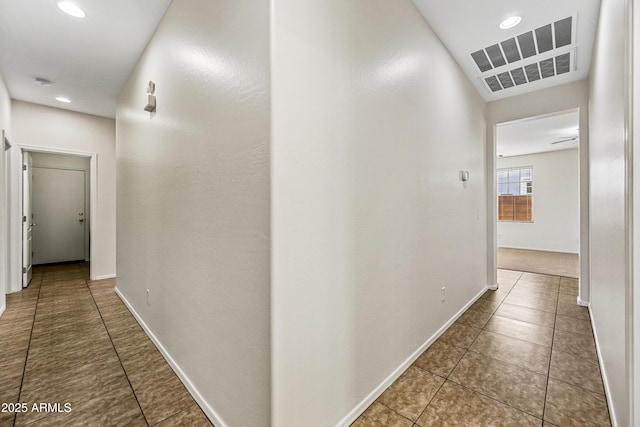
[632,0,640,422]
[625,0,636,424]
[336,285,490,426]
[497,245,580,256]
[577,296,589,307]
[89,154,97,281]
[9,144,99,287]
[94,274,116,280]
[114,287,228,427]
[0,304,5,318]
[590,306,619,427]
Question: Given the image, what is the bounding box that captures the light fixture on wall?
[499,15,522,30]
[57,1,86,18]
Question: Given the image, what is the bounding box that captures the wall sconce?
[144,80,156,113]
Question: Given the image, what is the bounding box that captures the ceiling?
[496,110,579,157]
[0,1,601,119]
[412,0,601,102]
[0,0,172,118]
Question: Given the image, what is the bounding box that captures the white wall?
[116,0,270,426]
[487,81,590,303]
[9,100,115,289]
[497,149,579,253]
[0,73,11,316]
[589,0,631,425]
[30,152,91,262]
[272,2,487,425]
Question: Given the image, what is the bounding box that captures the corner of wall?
[114,287,228,427]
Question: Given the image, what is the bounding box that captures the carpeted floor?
[497,248,579,278]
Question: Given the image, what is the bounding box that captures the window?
[497,167,533,222]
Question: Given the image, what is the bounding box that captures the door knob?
[30,223,37,227]
[79,218,84,223]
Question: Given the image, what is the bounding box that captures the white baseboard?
[0,303,5,318]
[114,287,227,427]
[577,297,589,307]
[94,274,116,280]
[497,245,579,255]
[336,285,490,426]
[588,306,618,427]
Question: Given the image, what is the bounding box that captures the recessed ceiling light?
[57,1,86,18]
[499,16,522,30]
[55,96,71,103]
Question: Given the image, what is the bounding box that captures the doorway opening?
[14,146,97,289]
[495,109,581,282]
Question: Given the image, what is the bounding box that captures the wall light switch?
[460,170,470,182]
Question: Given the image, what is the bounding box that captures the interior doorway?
[495,109,581,279]
[16,147,95,289]
[31,156,88,264]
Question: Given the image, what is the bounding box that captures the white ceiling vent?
[469,16,577,93]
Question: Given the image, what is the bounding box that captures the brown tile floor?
[0,262,212,427]
[352,269,611,427]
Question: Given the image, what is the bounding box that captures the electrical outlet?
[146,289,151,306]
[441,286,446,303]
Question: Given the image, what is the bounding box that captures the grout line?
[412,277,521,424]
[84,268,150,427]
[15,267,45,427]
[541,277,560,424]
[548,376,608,397]
[445,378,544,421]
[413,371,448,424]
[426,273,550,421]
[372,401,415,424]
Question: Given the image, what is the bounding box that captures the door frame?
[487,99,590,306]
[9,144,97,290]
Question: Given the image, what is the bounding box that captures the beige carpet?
[497,247,579,278]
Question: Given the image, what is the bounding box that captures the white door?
[32,168,85,265]
[22,152,33,287]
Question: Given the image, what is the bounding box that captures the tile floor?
[0,262,212,426]
[0,264,612,426]
[352,269,611,427]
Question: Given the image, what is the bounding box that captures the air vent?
[470,16,576,94]
[524,63,541,82]
[482,51,576,93]
[470,16,575,74]
[486,44,506,68]
[517,32,537,59]
[555,52,571,74]
[535,24,554,53]
[554,17,573,48]
[510,68,527,86]
[539,58,555,79]
[471,50,492,72]
[500,38,521,63]
[485,76,503,92]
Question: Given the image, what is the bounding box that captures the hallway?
[353,269,610,426]
[0,263,211,426]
